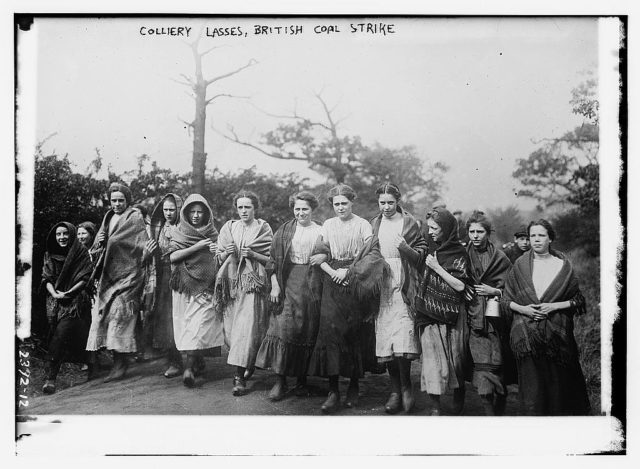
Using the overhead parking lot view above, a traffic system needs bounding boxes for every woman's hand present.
[194,239,212,250]
[474,283,498,296]
[309,254,327,266]
[240,247,254,259]
[208,242,217,253]
[518,304,539,319]
[145,239,158,255]
[96,231,106,245]
[536,303,558,316]
[269,284,281,304]
[331,268,349,285]
[394,234,408,250]
[425,253,441,272]
[51,290,66,300]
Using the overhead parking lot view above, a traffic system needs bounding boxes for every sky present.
[28,16,599,212]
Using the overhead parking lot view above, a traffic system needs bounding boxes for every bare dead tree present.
[218,91,362,184]
[175,32,257,193]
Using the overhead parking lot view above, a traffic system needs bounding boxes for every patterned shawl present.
[500,249,586,365]
[370,208,428,316]
[169,194,219,296]
[415,208,473,327]
[41,222,93,321]
[214,218,273,313]
[91,206,149,318]
[267,218,323,304]
[466,241,512,330]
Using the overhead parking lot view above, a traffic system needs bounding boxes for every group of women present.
[40,181,591,416]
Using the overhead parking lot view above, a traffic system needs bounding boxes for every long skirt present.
[307,260,370,378]
[86,293,139,353]
[172,290,223,352]
[151,261,177,350]
[375,257,420,362]
[255,264,320,376]
[517,355,590,415]
[223,288,269,369]
[47,315,91,364]
[420,307,470,395]
[469,317,508,396]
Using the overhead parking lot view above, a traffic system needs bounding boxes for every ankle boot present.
[429,394,442,416]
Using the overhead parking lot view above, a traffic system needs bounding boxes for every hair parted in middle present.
[375,182,402,202]
[289,190,319,210]
[327,184,357,203]
[233,190,261,210]
[527,218,556,241]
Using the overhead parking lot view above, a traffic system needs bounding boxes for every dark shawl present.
[311,219,390,305]
[500,249,586,365]
[466,240,512,330]
[415,208,473,328]
[41,222,93,321]
[169,194,219,296]
[267,218,323,307]
[370,208,428,316]
[91,206,149,317]
[214,218,273,313]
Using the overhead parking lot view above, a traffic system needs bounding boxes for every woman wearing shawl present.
[255,191,323,401]
[86,183,151,383]
[214,191,273,396]
[501,219,590,415]
[416,207,473,415]
[77,222,97,259]
[146,193,184,378]
[169,194,221,388]
[41,222,94,394]
[307,184,389,414]
[465,211,513,415]
[370,183,427,414]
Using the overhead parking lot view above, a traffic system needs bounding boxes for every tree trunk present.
[192,83,207,194]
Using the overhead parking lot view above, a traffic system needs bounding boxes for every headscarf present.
[150,193,184,241]
[108,182,132,205]
[428,207,468,268]
[169,194,219,296]
[41,222,93,320]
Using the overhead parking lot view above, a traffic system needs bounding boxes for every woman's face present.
[55,226,70,248]
[529,225,551,254]
[77,227,92,247]
[110,191,128,215]
[426,218,443,243]
[236,197,255,223]
[293,199,312,226]
[188,203,206,227]
[468,222,488,247]
[378,193,398,219]
[332,195,353,220]
[163,199,178,224]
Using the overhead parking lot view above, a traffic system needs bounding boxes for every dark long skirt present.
[255,264,320,376]
[151,260,177,350]
[517,355,591,415]
[307,259,372,378]
[47,315,91,365]
[469,317,514,395]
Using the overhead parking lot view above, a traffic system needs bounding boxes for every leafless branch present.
[171,77,193,88]
[205,93,250,106]
[248,102,332,132]
[205,59,258,86]
[200,45,227,57]
[216,124,308,162]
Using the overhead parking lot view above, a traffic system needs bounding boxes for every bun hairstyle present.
[327,184,357,203]
[375,182,402,202]
[289,190,319,210]
[527,218,556,241]
[465,210,492,234]
[233,190,261,210]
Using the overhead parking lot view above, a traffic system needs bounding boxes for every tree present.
[486,205,525,246]
[175,32,257,193]
[223,92,448,218]
[513,73,599,214]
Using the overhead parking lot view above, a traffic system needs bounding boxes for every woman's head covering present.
[77,221,97,245]
[150,193,184,240]
[46,221,78,256]
[427,207,467,261]
[108,182,132,205]
[178,194,216,237]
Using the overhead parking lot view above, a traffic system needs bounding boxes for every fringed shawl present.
[415,209,473,328]
[41,222,93,321]
[500,249,586,365]
[267,218,323,305]
[370,208,428,316]
[169,194,219,296]
[92,206,149,318]
[214,219,273,313]
[466,241,512,330]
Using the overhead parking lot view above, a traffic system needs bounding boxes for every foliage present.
[513,74,599,214]
[551,208,600,257]
[486,205,525,247]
